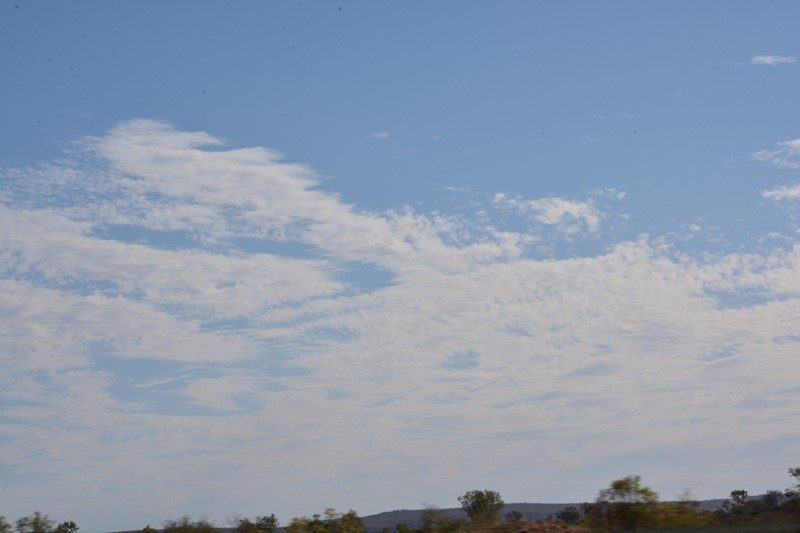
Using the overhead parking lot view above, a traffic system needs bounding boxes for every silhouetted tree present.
[555,506,581,525]
[0,517,11,533]
[54,522,78,533]
[790,467,800,488]
[504,510,523,522]
[255,514,279,533]
[730,490,749,506]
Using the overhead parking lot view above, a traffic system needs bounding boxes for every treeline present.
[3,467,799,533]
[555,468,800,530]
[0,512,78,533]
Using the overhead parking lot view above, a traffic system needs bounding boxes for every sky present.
[2,1,800,531]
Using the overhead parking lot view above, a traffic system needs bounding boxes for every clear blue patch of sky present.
[772,334,800,344]
[303,326,360,344]
[91,356,277,416]
[198,317,252,333]
[443,350,479,370]
[337,261,396,293]
[701,345,739,362]
[225,236,321,259]
[11,270,123,298]
[562,362,619,379]
[3,1,800,260]
[706,289,793,310]
[99,224,199,250]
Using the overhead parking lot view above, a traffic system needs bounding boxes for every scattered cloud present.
[592,188,627,201]
[589,113,634,121]
[492,192,603,233]
[753,138,800,169]
[763,183,800,201]
[750,55,797,66]
[367,131,390,140]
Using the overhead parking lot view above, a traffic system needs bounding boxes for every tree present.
[284,509,362,533]
[589,476,659,531]
[555,506,581,525]
[598,476,658,505]
[1,517,11,533]
[234,519,261,533]
[730,490,749,507]
[338,510,364,533]
[286,517,312,533]
[255,514,279,533]
[789,467,800,489]
[54,523,78,533]
[760,491,784,512]
[504,510,523,523]
[162,516,217,533]
[16,513,55,533]
[458,489,505,528]
[420,507,465,533]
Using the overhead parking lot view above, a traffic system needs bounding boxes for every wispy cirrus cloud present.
[750,55,797,66]
[753,138,800,169]
[367,131,390,140]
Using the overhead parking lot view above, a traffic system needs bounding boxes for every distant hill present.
[358,500,728,533]
[108,499,731,533]
[360,503,569,532]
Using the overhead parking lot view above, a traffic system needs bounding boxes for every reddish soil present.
[480,519,589,533]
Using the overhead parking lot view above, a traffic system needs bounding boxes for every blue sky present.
[2,2,800,531]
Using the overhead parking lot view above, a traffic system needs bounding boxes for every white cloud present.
[753,138,800,169]
[493,192,603,233]
[2,121,800,529]
[750,55,797,66]
[763,183,800,200]
[367,131,390,140]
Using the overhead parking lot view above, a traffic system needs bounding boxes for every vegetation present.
[7,466,800,533]
[3,513,79,533]
[160,516,217,533]
[419,506,467,533]
[457,490,505,528]
[555,506,582,525]
[570,467,800,531]
[233,514,279,533]
[285,508,365,533]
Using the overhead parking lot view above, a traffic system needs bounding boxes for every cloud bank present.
[2,121,800,530]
